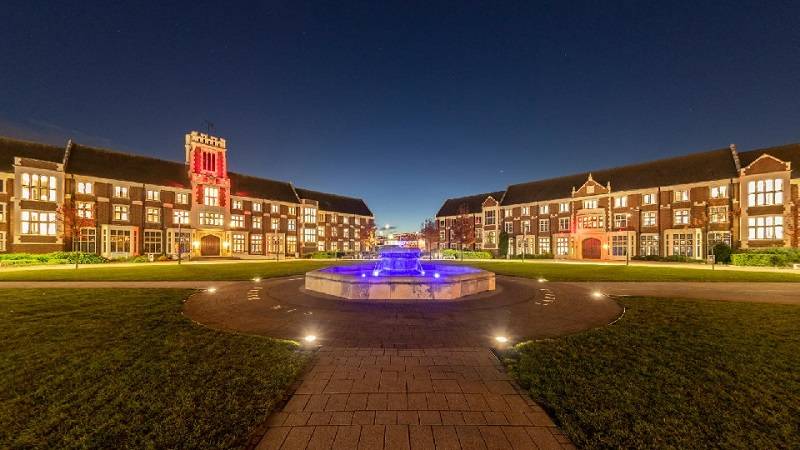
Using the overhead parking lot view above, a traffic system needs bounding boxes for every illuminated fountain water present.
[304,246,495,300]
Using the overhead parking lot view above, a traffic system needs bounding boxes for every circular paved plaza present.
[184,276,624,347]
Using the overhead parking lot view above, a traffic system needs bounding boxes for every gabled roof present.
[738,143,800,177]
[295,188,373,216]
[436,191,505,217]
[502,148,737,205]
[67,143,191,188]
[0,136,65,172]
[229,172,299,203]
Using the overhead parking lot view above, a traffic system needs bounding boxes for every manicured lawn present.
[463,260,800,282]
[0,260,344,281]
[506,297,800,449]
[1,259,799,282]
[0,289,308,449]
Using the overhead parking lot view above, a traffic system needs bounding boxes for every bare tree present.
[56,202,96,268]
[451,204,476,260]
[420,218,438,259]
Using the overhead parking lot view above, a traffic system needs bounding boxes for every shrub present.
[731,253,781,267]
[308,251,345,259]
[711,243,733,264]
[512,253,553,259]
[0,251,108,266]
[441,249,493,259]
[631,255,703,264]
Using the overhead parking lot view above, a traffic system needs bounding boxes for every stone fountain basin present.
[305,264,496,300]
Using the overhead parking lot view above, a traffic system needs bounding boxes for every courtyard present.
[1,260,799,449]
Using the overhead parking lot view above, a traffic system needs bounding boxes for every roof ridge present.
[0,135,65,148]
[72,142,187,166]
[296,187,366,201]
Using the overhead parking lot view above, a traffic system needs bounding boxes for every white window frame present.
[747,179,784,207]
[113,205,129,222]
[748,215,784,240]
[673,209,689,225]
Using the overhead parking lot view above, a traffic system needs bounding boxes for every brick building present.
[435,143,800,260]
[0,131,375,258]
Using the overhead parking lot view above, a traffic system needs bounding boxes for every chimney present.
[729,143,741,172]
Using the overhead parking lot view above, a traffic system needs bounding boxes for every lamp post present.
[177,221,182,265]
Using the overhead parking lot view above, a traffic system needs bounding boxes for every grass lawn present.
[463,260,800,282]
[0,260,343,281]
[0,289,308,449]
[506,296,800,449]
[1,259,799,282]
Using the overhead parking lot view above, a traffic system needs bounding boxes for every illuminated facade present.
[436,143,800,260]
[0,132,374,258]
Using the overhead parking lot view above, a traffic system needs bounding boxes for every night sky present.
[2,1,799,230]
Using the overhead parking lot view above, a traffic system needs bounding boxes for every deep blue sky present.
[2,1,799,230]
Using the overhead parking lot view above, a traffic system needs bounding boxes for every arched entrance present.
[582,238,601,259]
[200,235,221,256]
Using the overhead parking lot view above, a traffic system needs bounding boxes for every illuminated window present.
[250,234,263,253]
[146,190,160,201]
[667,232,694,257]
[173,210,189,225]
[642,193,656,205]
[674,190,689,202]
[253,202,262,212]
[74,228,96,253]
[203,186,219,206]
[539,205,549,214]
[143,230,162,254]
[288,206,296,215]
[556,237,569,256]
[20,211,56,235]
[710,185,728,198]
[0,203,5,222]
[146,207,160,223]
[521,206,530,216]
[232,200,243,210]
[747,179,784,206]
[559,217,570,231]
[114,185,128,198]
[231,234,245,253]
[708,232,731,250]
[614,196,628,208]
[643,211,657,226]
[522,220,531,234]
[271,218,279,230]
[504,209,513,218]
[270,204,279,214]
[504,222,513,233]
[537,237,550,255]
[77,181,92,194]
[21,173,57,201]
[486,231,496,245]
[559,202,570,213]
[640,234,659,256]
[578,215,604,229]
[109,229,131,253]
[252,216,262,229]
[176,192,189,204]
[748,216,783,240]
[77,202,93,219]
[485,210,495,225]
[673,209,689,225]
[113,205,129,221]
[709,206,728,223]
[539,219,549,232]
[288,219,296,231]
[343,228,350,238]
[287,236,297,253]
[304,228,316,243]
[303,207,317,223]
[614,213,628,229]
[230,214,244,228]
[199,212,224,226]
[611,235,627,256]
[583,199,598,209]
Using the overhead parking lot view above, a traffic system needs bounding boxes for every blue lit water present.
[321,246,479,279]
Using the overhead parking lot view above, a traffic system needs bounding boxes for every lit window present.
[303,207,317,223]
[748,216,783,240]
[253,202,262,212]
[114,186,128,198]
[146,190,160,201]
[539,205,549,215]
[173,210,189,225]
[343,228,350,238]
[539,219,549,232]
[343,241,350,252]
[77,182,92,194]
[0,203,5,222]
[113,205,129,221]
[667,232,694,257]
[537,237,550,255]
[271,218,280,230]
[504,209,513,218]
[304,228,316,243]
[486,231,496,245]
[288,219,296,231]
[642,211,657,226]
[708,232,731,250]
[146,207,160,223]
[203,186,219,206]
[270,204,280,214]
[354,228,360,239]
[642,193,656,205]
[354,217,359,225]
[614,196,628,208]
[232,200,243,210]
[143,230,163,254]
[556,237,569,256]
[109,229,131,254]
[288,206,296,215]
[230,214,244,228]
[673,209,689,225]
[504,222,513,233]
[485,210,495,225]
[74,228,96,253]
[343,216,350,224]
[287,236,297,253]
[252,216,262,229]
[20,211,56,235]
[583,199,598,209]
[578,215,604,229]
[674,190,689,202]
[611,235,628,256]
[21,173,57,201]
[710,185,728,199]
[318,227,325,237]
[559,217,570,231]
[231,234,246,253]
[522,220,531,234]
[176,192,189,204]
[747,179,784,206]
[199,212,224,226]
[614,213,628,229]
[250,234,263,253]
[709,206,728,223]
[640,235,659,256]
[559,202,570,213]
[521,206,530,216]
[77,202,93,219]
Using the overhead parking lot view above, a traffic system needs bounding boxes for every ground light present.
[434,272,440,279]
[537,278,547,283]
[304,335,317,343]
[592,291,604,299]
[207,287,217,294]
[495,336,509,344]
[252,277,261,282]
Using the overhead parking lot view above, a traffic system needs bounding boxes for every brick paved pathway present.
[252,347,573,450]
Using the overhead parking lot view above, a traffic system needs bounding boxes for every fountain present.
[304,246,495,300]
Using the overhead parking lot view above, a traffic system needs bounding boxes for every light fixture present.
[207,287,217,294]
[372,270,380,277]
[223,241,231,249]
[592,291,604,299]
[252,277,261,282]
[495,336,509,343]
[434,272,440,279]
[361,273,366,278]
[304,335,317,343]
[537,278,546,283]
[192,240,200,249]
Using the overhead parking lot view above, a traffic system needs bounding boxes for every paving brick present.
[397,410,420,425]
[525,427,562,450]
[279,426,314,450]
[264,412,288,427]
[456,425,488,450]
[464,393,491,411]
[407,393,428,410]
[432,425,461,450]
[387,393,409,410]
[478,425,514,449]
[283,394,311,412]
[504,395,532,413]
[501,426,536,450]
[440,411,466,425]
[358,424,385,449]
[324,393,349,411]
[482,411,509,426]
[409,425,435,450]
[425,392,448,410]
[324,378,354,394]
[433,379,463,393]
[352,410,376,425]
[255,427,290,450]
[345,393,368,411]
[418,410,442,425]
[525,411,556,427]
[375,410,398,425]
[367,393,388,410]
[307,411,333,426]
[329,411,353,425]
[462,411,488,426]
[307,426,338,450]
[445,393,470,410]
[385,424,411,450]
[284,412,311,426]
[332,425,361,450]
[504,411,532,426]
[304,394,330,412]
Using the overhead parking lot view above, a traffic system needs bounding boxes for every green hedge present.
[732,248,800,267]
[308,251,346,259]
[632,255,704,263]
[512,253,554,259]
[441,249,493,259]
[0,252,108,266]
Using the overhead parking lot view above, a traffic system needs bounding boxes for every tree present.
[450,204,475,260]
[420,218,438,259]
[363,221,378,252]
[499,231,510,258]
[56,202,96,269]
